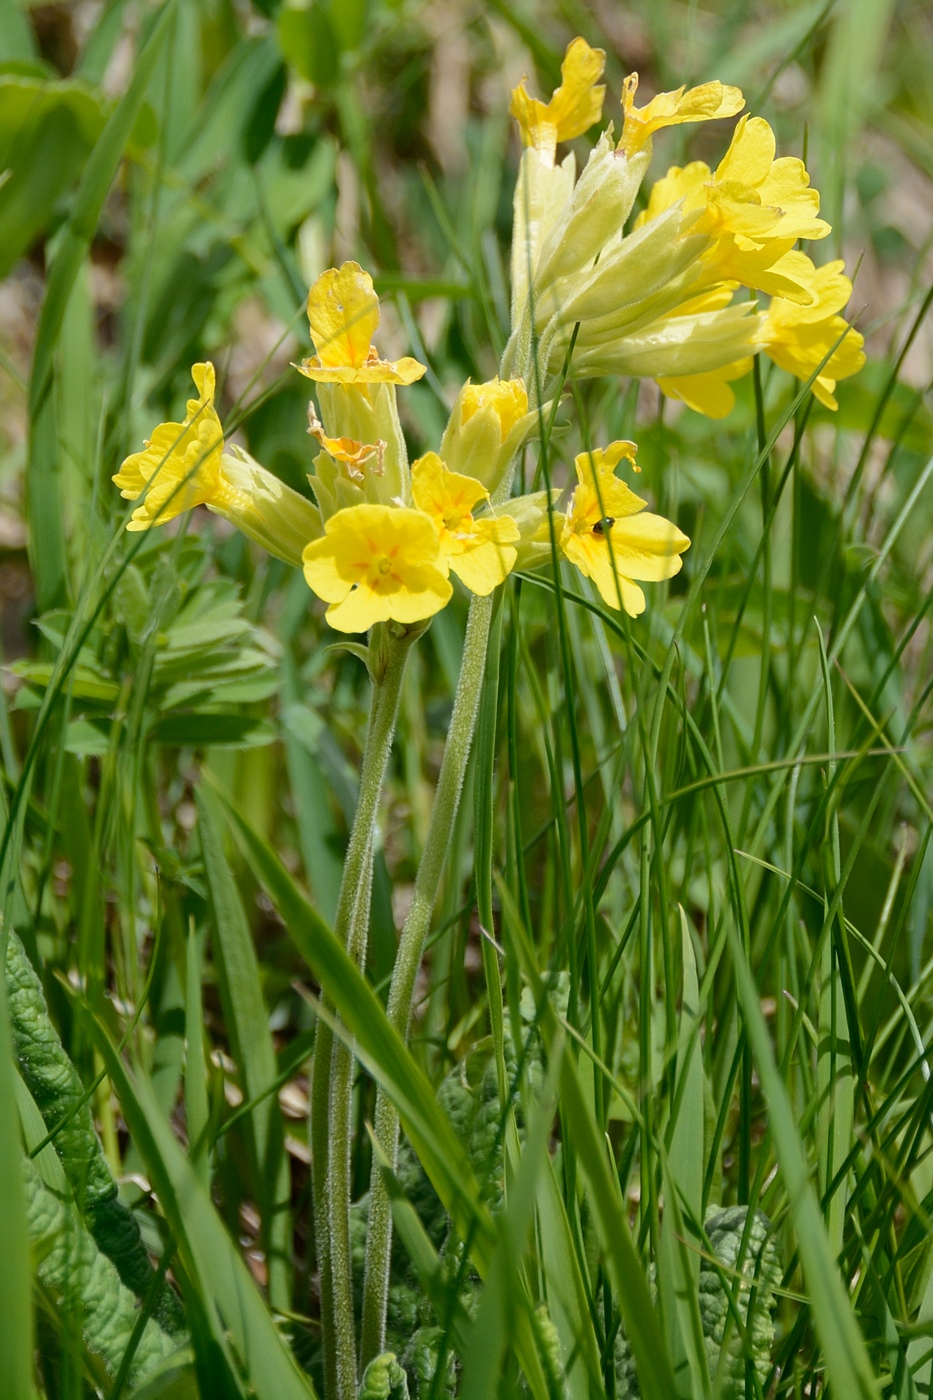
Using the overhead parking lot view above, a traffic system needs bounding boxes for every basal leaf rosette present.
[558,442,690,617]
[113,362,322,564]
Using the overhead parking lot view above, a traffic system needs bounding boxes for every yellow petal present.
[658,358,753,418]
[607,512,690,581]
[509,37,606,160]
[448,519,519,595]
[301,262,427,385]
[620,72,744,157]
[113,362,224,530]
[301,502,452,632]
[714,115,774,188]
[573,440,639,487]
[459,377,529,440]
[306,262,379,370]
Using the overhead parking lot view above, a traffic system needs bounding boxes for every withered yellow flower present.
[302,503,452,633]
[509,37,606,164]
[113,362,225,530]
[298,263,426,385]
[560,442,690,616]
[307,401,384,482]
[619,72,744,158]
[411,452,519,596]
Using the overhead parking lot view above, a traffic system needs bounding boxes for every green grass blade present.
[78,1003,319,1400]
[727,923,880,1399]
[196,791,291,1311]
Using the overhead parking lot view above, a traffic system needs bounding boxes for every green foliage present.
[2,0,933,1395]
[357,1352,409,1400]
[6,925,186,1338]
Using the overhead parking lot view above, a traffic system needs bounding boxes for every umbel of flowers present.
[114,37,863,631]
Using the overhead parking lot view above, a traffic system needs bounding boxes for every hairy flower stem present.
[310,626,415,1400]
[360,592,494,1364]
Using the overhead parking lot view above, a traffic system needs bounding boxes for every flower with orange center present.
[411,452,520,595]
[302,503,452,633]
[297,263,426,385]
[560,442,690,616]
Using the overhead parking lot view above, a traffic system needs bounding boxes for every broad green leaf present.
[0,973,34,1400]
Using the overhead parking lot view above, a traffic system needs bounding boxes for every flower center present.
[377,557,392,575]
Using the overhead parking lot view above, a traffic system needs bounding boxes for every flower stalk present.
[309,623,416,1400]
[361,590,494,1364]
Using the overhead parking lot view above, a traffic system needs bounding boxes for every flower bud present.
[439,376,538,494]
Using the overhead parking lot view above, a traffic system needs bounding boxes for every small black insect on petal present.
[592,517,615,536]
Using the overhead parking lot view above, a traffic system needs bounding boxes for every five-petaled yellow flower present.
[298,263,426,385]
[509,37,606,164]
[560,442,690,616]
[302,503,452,633]
[113,363,225,530]
[762,260,865,409]
[411,453,520,596]
[619,72,744,158]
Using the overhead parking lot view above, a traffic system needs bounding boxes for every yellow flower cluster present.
[113,36,865,632]
[505,38,865,418]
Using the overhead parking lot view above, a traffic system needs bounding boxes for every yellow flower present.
[635,118,829,303]
[459,377,528,437]
[302,503,452,633]
[411,452,519,596]
[113,363,225,530]
[297,263,426,385]
[713,117,830,244]
[307,401,384,482]
[509,37,606,165]
[762,260,865,409]
[439,376,539,492]
[560,442,690,616]
[619,72,744,158]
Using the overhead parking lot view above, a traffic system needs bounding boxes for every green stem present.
[360,592,494,1365]
[310,625,414,1400]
